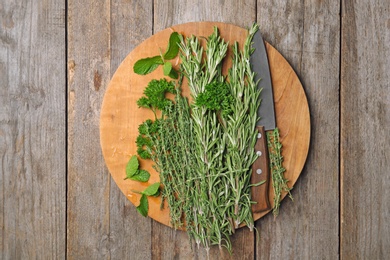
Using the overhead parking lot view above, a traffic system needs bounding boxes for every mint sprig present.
[124,155,150,182]
[133,32,180,79]
[135,182,161,217]
[133,56,163,75]
[137,194,148,217]
[163,32,180,59]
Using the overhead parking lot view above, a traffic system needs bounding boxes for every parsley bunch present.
[136,119,160,159]
[137,79,176,115]
[136,79,175,159]
[195,80,234,116]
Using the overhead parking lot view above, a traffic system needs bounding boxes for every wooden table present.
[1,1,389,259]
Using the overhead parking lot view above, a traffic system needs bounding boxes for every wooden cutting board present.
[100,22,310,227]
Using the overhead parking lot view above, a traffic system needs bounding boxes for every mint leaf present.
[163,62,178,79]
[133,56,164,75]
[163,32,180,60]
[142,182,160,196]
[168,68,178,79]
[163,62,172,76]
[130,170,150,182]
[125,155,139,179]
[136,194,148,217]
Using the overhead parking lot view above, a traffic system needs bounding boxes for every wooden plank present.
[108,1,153,259]
[0,0,66,259]
[341,0,390,258]
[256,0,340,259]
[152,1,257,259]
[153,0,256,32]
[67,0,155,258]
[66,0,111,258]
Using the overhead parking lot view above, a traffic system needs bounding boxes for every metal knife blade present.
[250,29,276,213]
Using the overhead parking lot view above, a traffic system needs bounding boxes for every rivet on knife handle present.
[251,126,271,213]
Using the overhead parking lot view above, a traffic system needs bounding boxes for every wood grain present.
[67,0,112,258]
[256,0,341,259]
[0,0,66,259]
[67,1,156,259]
[1,0,389,259]
[341,0,390,259]
[108,1,153,260]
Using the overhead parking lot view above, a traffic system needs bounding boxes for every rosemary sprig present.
[179,27,231,251]
[224,23,261,231]
[178,24,261,253]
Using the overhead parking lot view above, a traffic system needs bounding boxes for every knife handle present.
[251,126,272,213]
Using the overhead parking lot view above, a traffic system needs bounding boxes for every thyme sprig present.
[136,77,197,229]
[267,127,292,217]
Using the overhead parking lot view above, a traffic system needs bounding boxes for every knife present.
[250,29,275,213]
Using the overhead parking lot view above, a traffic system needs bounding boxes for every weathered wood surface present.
[67,0,153,259]
[256,1,341,259]
[341,0,390,259]
[0,0,66,259]
[1,0,389,259]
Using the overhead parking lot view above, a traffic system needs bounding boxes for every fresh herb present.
[223,23,261,231]
[267,127,292,217]
[179,26,231,251]
[136,74,197,229]
[195,80,234,116]
[134,183,161,217]
[137,194,149,217]
[163,32,181,59]
[136,119,159,160]
[133,56,164,75]
[129,170,150,182]
[155,85,197,229]
[131,23,284,254]
[163,61,178,79]
[142,182,161,196]
[136,79,176,116]
[176,23,263,253]
[124,155,150,182]
[133,32,181,79]
[136,78,176,159]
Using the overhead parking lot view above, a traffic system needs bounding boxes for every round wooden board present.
[100,22,310,227]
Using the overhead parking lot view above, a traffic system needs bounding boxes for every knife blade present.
[250,29,276,213]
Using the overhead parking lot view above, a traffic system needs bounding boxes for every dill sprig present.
[266,127,292,217]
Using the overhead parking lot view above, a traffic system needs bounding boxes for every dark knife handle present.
[251,126,272,213]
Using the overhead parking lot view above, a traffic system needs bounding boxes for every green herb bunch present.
[195,80,234,116]
[135,76,197,229]
[130,24,290,255]
[136,79,175,159]
[133,31,198,227]
[223,24,261,231]
[155,86,197,229]
[178,26,263,253]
